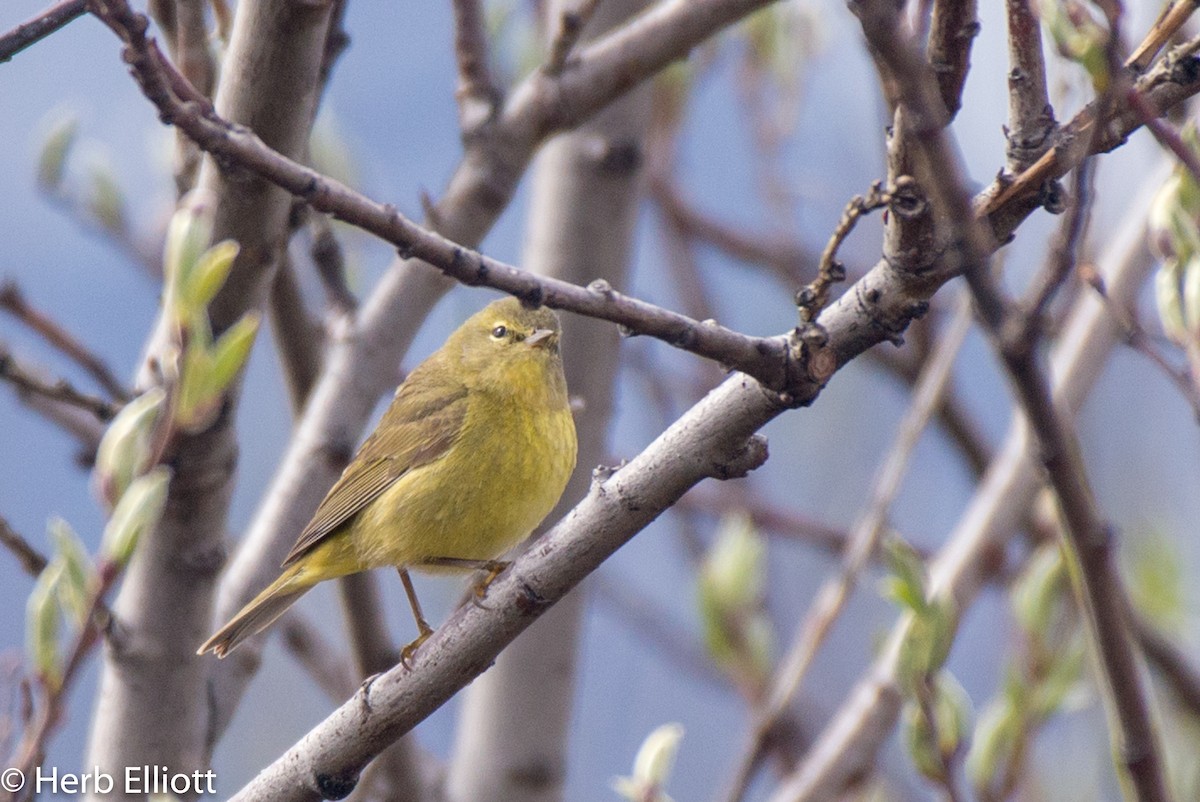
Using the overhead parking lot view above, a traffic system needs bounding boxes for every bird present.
[198,296,578,662]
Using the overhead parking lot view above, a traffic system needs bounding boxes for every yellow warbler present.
[199,297,577,661]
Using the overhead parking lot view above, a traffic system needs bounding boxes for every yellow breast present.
[346,384,577,571]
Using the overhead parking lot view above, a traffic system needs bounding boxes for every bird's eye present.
[490,325,508,339]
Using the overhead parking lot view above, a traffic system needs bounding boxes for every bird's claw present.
[472,560,511,600]
[400,623,434,668]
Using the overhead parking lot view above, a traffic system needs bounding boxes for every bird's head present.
[451,296,567,399]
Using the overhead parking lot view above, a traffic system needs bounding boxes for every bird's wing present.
[281,374,469,566]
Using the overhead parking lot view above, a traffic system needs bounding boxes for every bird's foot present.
[400,621,434,668]
[472,560,511,601]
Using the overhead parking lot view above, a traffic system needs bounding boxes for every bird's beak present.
[526,328,558,349]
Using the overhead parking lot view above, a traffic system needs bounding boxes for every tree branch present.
[174,0,1200,758]
[451,0,499,135]
[0,0,87,64]
[925,0,978,119]
[0,516,49,579]
[0,344,119,422]
[80,6,805,392]
[723,292,974,802]
[1004,0,1056,173]
[83,0,336,783]
[0,281,128,401]
[767,163,1165,802]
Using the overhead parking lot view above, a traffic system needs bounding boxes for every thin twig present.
[0,281,128,400]
[1127,85,1200,186]
[1131,611,1200,720]
[0,0,87,64]
[722,292,974,802]
[1127,0,1200,72]
[1020,156,1096,334]
[309,214,357,313]
[279,613,358,704]
[0,345,120,421]
[268,255,324,414]
[1086,278,1200,420]
[0,516,49,578]
[544,0,603,75]
[798,182,892,322]
[316,0,350,98]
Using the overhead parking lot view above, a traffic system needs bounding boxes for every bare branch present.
[452,0,500,134]
[278,613,358,704]
[0,344,119,422]
[0,0,87,64]
[798,182,891,322]
[1127,0,1200,72]
[267,255,324,414]
[926,0,979,119]
[1004,0,1056,173]
[86,0,805,391]
[0,281,128,401]
[722,293,973,802]
[543,0,602,75]
[0,516,48,579]
[1132,612,1200,720]
[768,165,1166,802]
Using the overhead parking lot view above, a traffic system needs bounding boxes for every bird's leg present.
[398,568,434,667]
[420,557,511,599]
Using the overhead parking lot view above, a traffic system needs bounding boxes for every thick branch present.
[925,0,978,119]
[83,0,334,787]
[1004,0,1056,173]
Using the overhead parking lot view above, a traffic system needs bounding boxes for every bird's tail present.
[197,566,312,658]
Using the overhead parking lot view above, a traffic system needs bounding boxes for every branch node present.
[587,278,615,298]
[888,176,927,219]
[515,581,549,616]
[711,434,769,480]
[314,771,359,801]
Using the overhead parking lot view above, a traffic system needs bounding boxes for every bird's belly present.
[346,405,576,571]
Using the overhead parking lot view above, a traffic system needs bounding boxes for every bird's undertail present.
[197,569,312,658]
